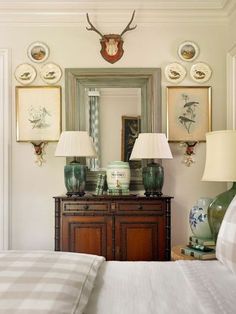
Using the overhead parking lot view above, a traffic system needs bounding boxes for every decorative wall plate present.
[178,41,199,62]
[40,63,62,84]
[27,41,49,63]
[165,62,186,84]
[14,63,37,85]
[190,62,212,83]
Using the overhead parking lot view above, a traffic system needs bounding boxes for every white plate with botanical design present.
[14,63,37,85]
[40,63,62,84]
[190,62,212,83]
[178,41,199,62]
[165,62,186,84]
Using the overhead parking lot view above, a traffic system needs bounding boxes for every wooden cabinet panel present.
[115,216,165,261]
[55,195,172,261]
[61,215,113,260]
[117,202,163,213]
[62,201,109,212]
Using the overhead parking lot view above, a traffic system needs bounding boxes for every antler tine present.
[86,13,103,38]
[120,10,137,37]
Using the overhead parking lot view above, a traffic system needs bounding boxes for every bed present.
[0,251,235,314]
[86,259,236,314]
[1,196,236,314]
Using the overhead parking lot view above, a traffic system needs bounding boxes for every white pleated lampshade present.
[202,130,236,182]
[55,131,97,157]
[129,133,173,160]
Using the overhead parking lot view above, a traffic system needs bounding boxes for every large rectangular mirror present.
[65,68,161,190]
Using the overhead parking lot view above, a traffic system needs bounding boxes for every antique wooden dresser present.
[54,195,172,261]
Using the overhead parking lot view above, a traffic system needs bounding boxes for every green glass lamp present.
[55,131,97,196]
[129,133,173,196]
[202,130,236,240]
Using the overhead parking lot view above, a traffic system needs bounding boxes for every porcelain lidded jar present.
[106,161,130,192]
[189,197,213,239]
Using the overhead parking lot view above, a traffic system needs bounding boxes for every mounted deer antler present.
[120,10,137,36]
[86,10,137,64]
[86,13,103,38]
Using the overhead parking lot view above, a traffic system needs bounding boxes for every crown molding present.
[223,0,236,16]
[0,1,234,24]
[0,1,232,10]
[228,1,236,17]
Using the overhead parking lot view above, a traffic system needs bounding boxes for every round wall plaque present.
[165,62,186,84]
[190,62,212,83]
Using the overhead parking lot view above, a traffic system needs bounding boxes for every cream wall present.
[228,10,236,49]
[0,18,228,249]
[98,88,141,168]
[227,11,236,129]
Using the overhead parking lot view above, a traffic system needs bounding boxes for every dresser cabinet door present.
[115,215,166,261]
[55,196,171,261]
[61,215,113,260]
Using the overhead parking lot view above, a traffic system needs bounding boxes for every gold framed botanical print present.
[16,86,61,142]
[167,86,212,142]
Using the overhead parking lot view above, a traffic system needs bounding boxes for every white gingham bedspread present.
[0,250,105,314]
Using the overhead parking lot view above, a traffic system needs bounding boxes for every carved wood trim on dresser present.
[54,195,173,261]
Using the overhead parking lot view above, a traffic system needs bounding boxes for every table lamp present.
[55,131,97,196]
[130,133,173,196]
[202,130,236,240]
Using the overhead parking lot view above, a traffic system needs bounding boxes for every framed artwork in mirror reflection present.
[121,115,141,168]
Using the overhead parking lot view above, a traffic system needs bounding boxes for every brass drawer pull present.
[138,205,143,210]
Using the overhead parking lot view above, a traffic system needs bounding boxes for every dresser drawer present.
[62,201,109,213]
[116,201,164,214]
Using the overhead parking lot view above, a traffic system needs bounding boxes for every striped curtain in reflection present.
[88,89,101,170]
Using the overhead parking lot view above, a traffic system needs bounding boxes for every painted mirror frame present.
[65,68,161,191]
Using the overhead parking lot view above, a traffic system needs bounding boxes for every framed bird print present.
[16,86,61,142]
[167,86,212,142]
[121,115,141,166]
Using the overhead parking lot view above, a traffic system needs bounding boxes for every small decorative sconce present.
[31,142,48,166]
[180,141,198,167]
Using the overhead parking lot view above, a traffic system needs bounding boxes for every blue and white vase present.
[189,197,213,239]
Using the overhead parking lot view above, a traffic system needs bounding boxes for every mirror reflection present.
[65,68,161,190]
[85,87,141,169]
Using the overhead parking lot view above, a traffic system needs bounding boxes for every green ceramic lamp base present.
[142,162,164,197]
[64,160,87,197]
[208,181,236,241]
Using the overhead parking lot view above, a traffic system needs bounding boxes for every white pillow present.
[0,251,105,313]
[216,195,236,274]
